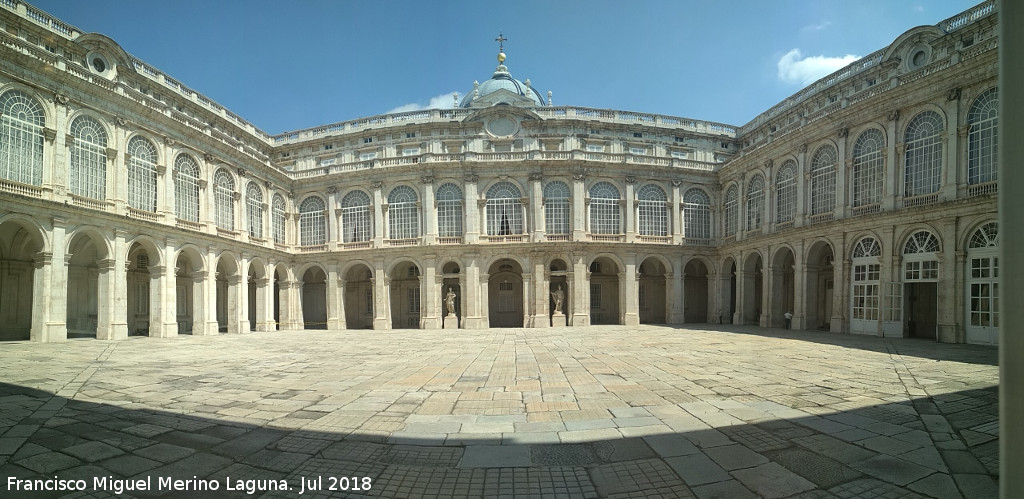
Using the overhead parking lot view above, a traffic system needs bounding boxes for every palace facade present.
[0,2,999,344]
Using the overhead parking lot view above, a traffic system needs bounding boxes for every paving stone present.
[857,435,922,455]
[531,443,599,466]
[691,479,758,499]
[763,447,861,489]
[792,435,876,464]
[952,473,999,498]
[907,472,963,499]
[133,442,196,463]
[592,437,656,462]
[62,440,124,462]
[940,450,987,473]
[829,477,925,498]
[97,454,162,476]
[849,455,935,486]
[590,458,692,497]
[154,430,224,450]
[459,445,531,468]
[664,453,731,486]
[14,451,81,473]
[703,444,769,470]
[642,433,700,457]
[731,462,817,499]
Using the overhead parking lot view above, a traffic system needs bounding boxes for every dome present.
[459,56,546,108]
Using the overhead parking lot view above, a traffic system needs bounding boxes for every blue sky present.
[31,0,979,135]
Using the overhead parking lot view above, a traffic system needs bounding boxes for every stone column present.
[884,112,900,211]
[671,181,682,244]
[571,258,589,326]
[832,257,849,333]
[253,277,272,331]
[225,274,242,333]
[293,280,305,329]
[97,231,129,340]
[462,256,485,328]
[31,218,68,342]
[624,177,636,243]
[734,256,746,324]
[201,252,220,334]
[464,174,480,243]
[372,181,385,246]
[668,262,684,324]
[530,173,544,242]
[572,173,586,241]
[421,257,440,329]
[327,187,340,250]
[373,261,389,330]
[760,264,771,328]
[148,265,169,337]
[765,265,781,328]
[190,271,208,334]
[621,253,639,326]
[325,262,344,330]
[532,263,549,327]
[478,273,490,326]
[421,175,436,245]
[278,279,298,330]
[941,93,960,201]
[795,146,807,226]
[936,219,958,343]
[522,272,533,327]
[836,131,849,219]
[792,243,806,330]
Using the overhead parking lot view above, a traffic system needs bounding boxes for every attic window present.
[86,51,111,76]
[912,50,927,67]
[91,57,105,72]
[633,132,643,138]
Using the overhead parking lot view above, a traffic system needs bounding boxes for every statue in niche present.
[445,287,457,316]
[551,285,565,315]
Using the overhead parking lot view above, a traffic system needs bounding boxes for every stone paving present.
[0,325,999,498]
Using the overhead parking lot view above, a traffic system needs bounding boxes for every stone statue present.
[445,287,456,316]
[551,285,565,315]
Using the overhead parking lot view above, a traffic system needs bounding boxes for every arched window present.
[723,186,738,236]
[853,129,884,207]
[387,185,419,239]
[0,90,44,186]
[683,188,711,240]
[903,230,940,281]
[589,182,620,234]
[851,237,882,323]
[486,181,524,235]
[271,193,286,244]
[637,184,667,236]
[967,222,998,335]
[775,160,796,223]
[544,181,570,235]
[69,115,107,199]
[299,196,327,246]
[968,88,998,185]
[341,190,371,243]
[173,154,200,222]
[746,175,764,231]
[213,169,235,230]
[436,183,463,238]
[904,111,944,197]
[810,145,837,215]
[245,182,263,239]
[127,136,158,212]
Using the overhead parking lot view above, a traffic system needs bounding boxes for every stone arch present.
[742,251,764,325]
[588,255,621,325]
[65,227,112,339]
[769,245,797,328]
[683,257,712,323]
[125,236,163,337]
[0,215,47,341]
[214,250,241,333]
[638,256,669,324]
[0,83,55,126]
[246,257,269,331]
[805,239,836,331]
[488,258,524,328]
[389,259,422,329]
[299,264,327,329]
[720,255,738,324]
[344,261,375,329]
[440,260,464,328]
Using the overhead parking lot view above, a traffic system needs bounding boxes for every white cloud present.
[386,91,459,114]
[777,49,860,86]
[800,20,832,33]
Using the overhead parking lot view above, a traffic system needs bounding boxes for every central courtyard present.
[0,326,999,498]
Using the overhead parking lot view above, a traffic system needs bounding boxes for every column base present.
[623,313,640,326]
[327,319,346,330]
[550,312,566,327]
[421,316,441,330]
[443,314,460,329]
[533,314,550,327]
[462,316,487,329]
[571,313,588,327]
[373,317,389,330]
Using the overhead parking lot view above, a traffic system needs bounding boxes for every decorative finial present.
[495,33,507,63]
[453,92,459,106]
[547,90,552,106]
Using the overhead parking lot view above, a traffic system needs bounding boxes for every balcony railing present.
[807,212,834,225]
[385,237,420,247]
[545,234,570,242]
[902,193,940,209]
[637,235,671,244]
[483,234,527,243]
[437,236,463,245]
[298,244,327,253]
[175,218,205,232]
[967,181,998,197]
[127,207,159,223]
[69,194,111,211]
[342,241,372,250]
[851,204,881,216]
[589,234,624,243]
[0,178,43,198]
[683,238,713,246]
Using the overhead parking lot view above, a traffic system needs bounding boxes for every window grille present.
[271,194,286,243]
[245,182,263,239]
[810,146,837,215]
[408,287,421,314]
[746,175,764,231]
[775,160,796,223]
[436,183,464,237]
[127,136,158,212]
[902,230,940,281]
[299,196,327,245]
[903,230,940,254]
[904,111,944,197]
[589,182,620,234]
[968,88,998,185]
[637,184,668,236]
[365,288,373,315]
[590,283,602,308]
[213,169,235,230]
[69,115,107,200]
[486,181,524,236]
[498,281,515,312]
[341,190,371,242]
[683,188,711,239]
[387,185,419,239]
[852,129,884,207]
[969,222,998,249]
[544,181,570,235]
[852,237,881,258]
[0,90,44,186]
[852,264,880,320]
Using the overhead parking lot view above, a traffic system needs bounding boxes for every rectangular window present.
[586,144,604,152]
[629,147,646,155]
[408,287,420,314]
[638,284,647,310]
[359,151,377,161]
[402,147,420,156]
[365,288,373,315]
[498,281,515,313]
[590,283,602,308]
[671,150,688,160]
[319,158,336,166]
[884,283,902,322]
